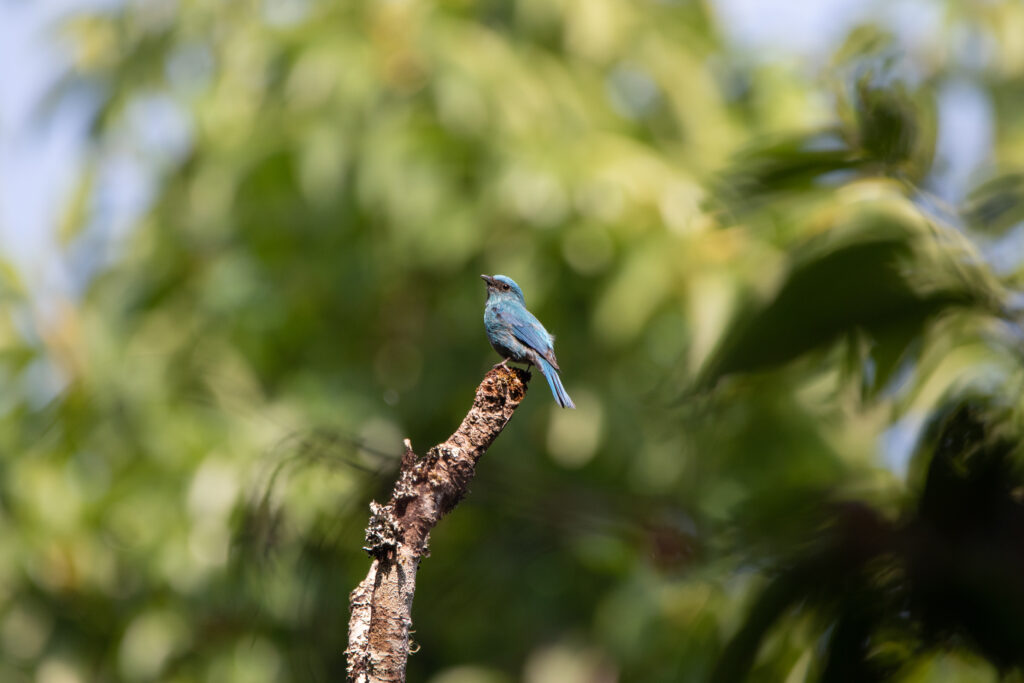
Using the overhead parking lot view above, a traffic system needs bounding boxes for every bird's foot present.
[492,358,510,370]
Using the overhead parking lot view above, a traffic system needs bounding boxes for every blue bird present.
[481,274,575,409]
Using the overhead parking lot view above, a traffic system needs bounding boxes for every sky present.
[4,0,170,305]
[0,0,86,294]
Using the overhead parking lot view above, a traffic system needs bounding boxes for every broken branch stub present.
[346,366,531,682]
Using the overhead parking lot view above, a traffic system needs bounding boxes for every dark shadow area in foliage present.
[713,401,1024,682]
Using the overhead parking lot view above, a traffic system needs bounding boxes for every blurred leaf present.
[57,165,95,246]
[715,132,859,214]
[0,258,26,299]
[963,170,1024,235]
[849,76,932,175]
[831,26,936,180]
[698,208,1002,389]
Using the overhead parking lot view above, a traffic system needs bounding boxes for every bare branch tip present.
[401,438,416,469]
[348,363,533,680]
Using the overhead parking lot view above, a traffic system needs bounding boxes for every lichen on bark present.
[346,366,530,683]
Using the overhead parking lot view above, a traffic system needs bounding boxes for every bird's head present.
[481,274,525,302]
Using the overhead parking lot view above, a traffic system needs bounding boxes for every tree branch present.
[346,366,531,682]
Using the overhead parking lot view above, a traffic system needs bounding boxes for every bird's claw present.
[492,359,510,370]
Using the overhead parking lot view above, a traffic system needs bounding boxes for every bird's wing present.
[496,308,560,371]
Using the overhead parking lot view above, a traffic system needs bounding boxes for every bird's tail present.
[538,358,575,409]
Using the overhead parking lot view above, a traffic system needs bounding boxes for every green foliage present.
[714,402,1024,682]
[698,204,1005,388]
[3,0,1024,681]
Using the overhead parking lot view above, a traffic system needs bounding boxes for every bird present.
[481,274,575,409]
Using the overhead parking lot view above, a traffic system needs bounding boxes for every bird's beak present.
[480,274,495,286]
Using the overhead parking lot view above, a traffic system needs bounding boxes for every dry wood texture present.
[346,366,531,682]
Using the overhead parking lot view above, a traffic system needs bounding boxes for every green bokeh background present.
[4,0,1024,681]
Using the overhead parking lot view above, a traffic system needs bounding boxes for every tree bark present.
[346,365,531,682]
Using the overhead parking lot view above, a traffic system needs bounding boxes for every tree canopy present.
[4,0,1024,681]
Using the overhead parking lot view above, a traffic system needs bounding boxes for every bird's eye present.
[502,284,510,291]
